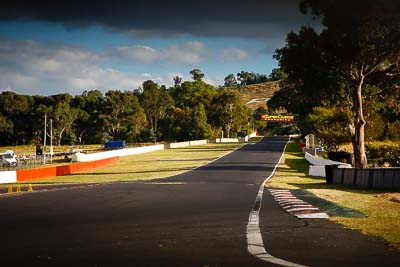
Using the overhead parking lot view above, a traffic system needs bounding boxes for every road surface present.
[0,137,399,266]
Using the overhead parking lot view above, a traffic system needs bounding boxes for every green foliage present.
[327,151,352,164]
[273,0,400,167]
[189,69,204,81]
[302,107,350,152]
[236,71,269,86]
[366,143,400,167]
[365,113,386,142]
[270,26,344,117]
[71,90,105,144]
[268,68,286,81]
[0,73,254,146]
[52,101,78,146]
[387,121,400,141]
[209,89,250,138]
[140,80,173,142]
[0,92,35,145]
[272,124,300,136]
[223,74,237,87]
[173,75,182,87]
[101,90,147,143]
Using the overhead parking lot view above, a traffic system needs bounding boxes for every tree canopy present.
[0,72,256,146]
[269,0,400,168]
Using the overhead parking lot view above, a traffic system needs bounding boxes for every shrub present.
[327,151,352,164]
[388,121,400,141]
[366,143,400,167]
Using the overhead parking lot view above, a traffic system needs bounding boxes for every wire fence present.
[1,155,45,172]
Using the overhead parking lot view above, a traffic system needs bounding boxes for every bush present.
[327,151,352,164]
[388,121,400,141]
[272,124,299,136]
[366,143,400,167]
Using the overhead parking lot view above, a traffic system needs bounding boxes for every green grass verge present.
[20,143,242,184]
[267,138,400,249]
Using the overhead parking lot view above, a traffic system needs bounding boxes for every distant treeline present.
[0,77,266,146]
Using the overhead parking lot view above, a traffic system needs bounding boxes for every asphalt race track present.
[0,137,399,266]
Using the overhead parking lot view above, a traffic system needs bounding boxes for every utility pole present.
[50,119,53,163]
[43,113,47,164]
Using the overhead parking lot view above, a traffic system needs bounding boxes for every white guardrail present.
[72,144,165,162]
[53,132,259,163]
[73,133,258,163]
[305,152,351,177]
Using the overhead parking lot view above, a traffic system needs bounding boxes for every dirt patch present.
[375,193,400,203]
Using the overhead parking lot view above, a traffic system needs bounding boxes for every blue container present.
[105,141,126,149]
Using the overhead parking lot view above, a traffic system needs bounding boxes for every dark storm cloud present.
[0,0,313,39]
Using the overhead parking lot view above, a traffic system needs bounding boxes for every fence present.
[1,156,44,172]
[327,166,400,190]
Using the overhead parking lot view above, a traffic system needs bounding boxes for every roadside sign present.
[253,114,295,122]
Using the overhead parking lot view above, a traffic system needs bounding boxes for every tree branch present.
[386,71,400,77]
[350,63,358,80]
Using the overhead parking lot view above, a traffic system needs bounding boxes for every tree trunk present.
[353,76,368,168]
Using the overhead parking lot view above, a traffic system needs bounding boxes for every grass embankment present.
[19,143,242,184]
[267,139,400,249]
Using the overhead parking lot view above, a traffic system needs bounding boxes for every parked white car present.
[0,150,18,167]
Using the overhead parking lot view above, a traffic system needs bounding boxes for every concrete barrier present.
[72,144,164,162]
[306,152,351,177]
[309,165,326,177]
[56,157,120,176]
[305,152,349,166]
[310,164,350,177]
[17,166,58,182]
[13,157,120,182]
[189,140,208,146]
[165,140,208,149]
[166,141,190,149]
[0,171,17,184]
[210,138,240,143]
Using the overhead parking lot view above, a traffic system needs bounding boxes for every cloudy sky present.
[0,0,317,95]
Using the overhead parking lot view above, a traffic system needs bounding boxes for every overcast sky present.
[0,0,317,96]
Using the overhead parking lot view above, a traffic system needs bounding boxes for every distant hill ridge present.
[226,81,281,110]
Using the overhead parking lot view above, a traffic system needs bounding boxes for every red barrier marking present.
[16,157,120,182]
[17,166,57,182]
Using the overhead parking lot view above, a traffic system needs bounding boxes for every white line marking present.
[246,138,308,267]
[296,213,330,219]
[277,200,307,205]
[275,196,297,200]
[270,190,290,193]
[286,207,319,212]
[281,204,314,209]
[272,194,293,198]
[272,192,294,195]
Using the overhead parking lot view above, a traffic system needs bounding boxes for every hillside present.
[227,81,281,110]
